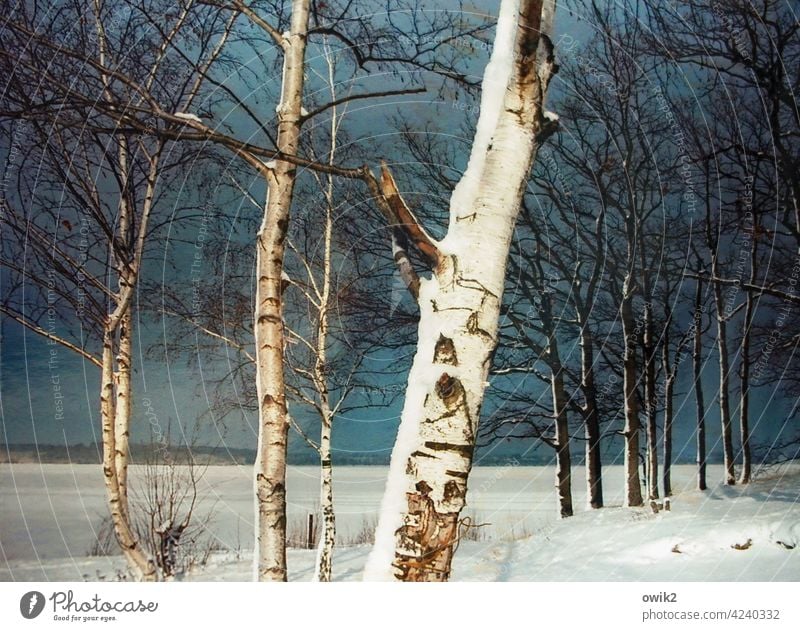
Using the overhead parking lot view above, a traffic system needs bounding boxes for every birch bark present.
[365,0,558,581]
[712,274,736,486]
[254,0,311,581]
[314,63,338,580]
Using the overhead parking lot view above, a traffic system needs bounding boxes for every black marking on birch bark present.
[257,312,281,324]
[445,469,469,479]
[466,311,493,340]
[435,373,463,409]
[423,441,474,458]
[276,217,289,236]
[433,335,458,365]
[443,480,462,502]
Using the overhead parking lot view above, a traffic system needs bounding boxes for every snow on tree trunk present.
[643,301,659,501]
[712,280,736,486]
[661,329,675,498]
[580,322,603,508]
[553,369,573,518]
[621,277,644,507]
[693,279,707,491]
[541,292,572,517]
[364,0,558,581]
[738,233,757,484]
[254,0,311,582]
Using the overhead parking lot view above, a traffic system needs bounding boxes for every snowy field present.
[1,463,798,581]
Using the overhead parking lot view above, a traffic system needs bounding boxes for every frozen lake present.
[0,462,729,564]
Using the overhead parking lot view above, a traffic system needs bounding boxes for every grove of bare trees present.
[2,0,797,583]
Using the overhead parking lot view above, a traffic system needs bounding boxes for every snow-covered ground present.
[1,463,798,581]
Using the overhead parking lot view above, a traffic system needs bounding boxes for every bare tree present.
[4,0,489,581]
[1,0,233,579]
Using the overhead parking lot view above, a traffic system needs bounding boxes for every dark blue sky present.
[1,1,797,466]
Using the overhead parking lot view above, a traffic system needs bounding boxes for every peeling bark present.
[365,0,558,581]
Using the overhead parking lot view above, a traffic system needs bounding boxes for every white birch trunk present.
[314,91,337,580]
[101,326,157,581]
[712,277,736,486]
[253,0,310,581]
[114,309,132,519]
[643,301,659,501]
[365,0,557,581]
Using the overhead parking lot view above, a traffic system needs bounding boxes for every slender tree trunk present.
[315,406,335,581]
[365,0,557,581]
[711,276,736,485]
[621,278,644,507]
[642,300,658,500]
[314,100,337,581]
[254,0,310,581]
[661,329,674,498]
[693,279,707,491]
[579,312,603,508]
[738,231,757,484]
[101,326,156,581]
[552,368,573,518]
[540,292,573,518]
[115,309,132,518]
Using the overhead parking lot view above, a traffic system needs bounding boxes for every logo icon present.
[20,591,45,619]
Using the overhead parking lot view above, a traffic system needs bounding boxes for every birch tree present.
[364,0,559,581]
[1,0,231,580]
